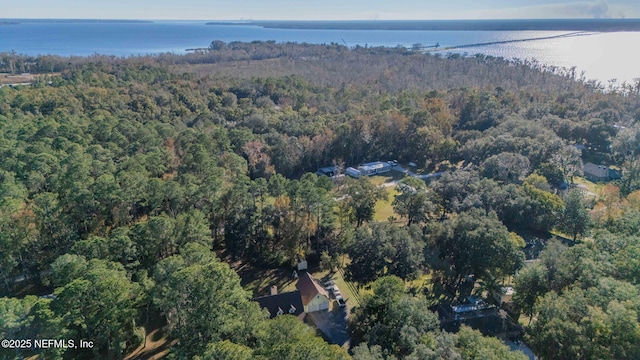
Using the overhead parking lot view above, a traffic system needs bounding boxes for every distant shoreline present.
[0,19,152,24]
[205,19,640,32]
[426,31,593,52]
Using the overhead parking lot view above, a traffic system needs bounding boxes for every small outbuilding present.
[316,165,339,177]
[346,167,362,178]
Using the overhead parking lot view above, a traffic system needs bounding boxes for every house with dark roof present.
[583,162,621,182]
[584,162,609,182]
[295,272,331,313]
[252,286,305,320]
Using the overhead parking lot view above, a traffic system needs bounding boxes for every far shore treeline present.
[205,18,640,31]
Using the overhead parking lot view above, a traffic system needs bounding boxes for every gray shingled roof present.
[253,290,304,319]
[584,162,609,178]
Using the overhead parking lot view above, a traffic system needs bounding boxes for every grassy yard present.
[572,176,602,199]
[374,187,401,222]
[331,172,406,223]
[367,171,406,186]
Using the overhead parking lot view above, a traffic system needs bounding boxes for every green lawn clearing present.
[374,187,401,222]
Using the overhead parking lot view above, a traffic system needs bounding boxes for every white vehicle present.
[335,295,346,307]
[327,284,341,296]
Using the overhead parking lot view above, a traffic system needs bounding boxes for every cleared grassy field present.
[572,176,602,199]
[367,171,406,186]
[374,187,400,222]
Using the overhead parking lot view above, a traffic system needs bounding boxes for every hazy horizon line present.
[3,17,640,22]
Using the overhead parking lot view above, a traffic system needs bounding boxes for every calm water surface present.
[1,21,638,84]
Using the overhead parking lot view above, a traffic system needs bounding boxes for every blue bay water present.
[1,21,639,84]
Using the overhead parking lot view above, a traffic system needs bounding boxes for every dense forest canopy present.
[1,41,640,359]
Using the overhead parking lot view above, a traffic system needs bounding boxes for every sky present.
[3,0,640,20]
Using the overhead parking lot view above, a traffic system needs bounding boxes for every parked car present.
[335,295,346,307]
[326,284,341,294]
[324,280,335,291]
